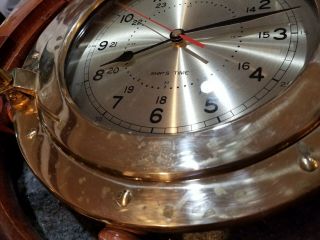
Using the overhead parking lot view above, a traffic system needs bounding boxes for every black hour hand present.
[100,51,134,67]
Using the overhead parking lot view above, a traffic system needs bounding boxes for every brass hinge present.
[0,68,36,110]
[0,69,13,94]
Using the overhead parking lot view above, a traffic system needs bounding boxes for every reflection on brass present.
[7,90,33,111]
[0,68,36,111]
[0,69,13,94]
[12,68,37,97]
[299,155,319,172]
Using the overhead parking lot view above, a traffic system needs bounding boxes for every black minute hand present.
[100,38,171,67]
[184,6,300,34]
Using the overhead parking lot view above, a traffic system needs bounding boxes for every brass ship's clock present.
[1,0,320,232]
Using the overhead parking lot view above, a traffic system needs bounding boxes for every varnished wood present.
[0,0,71,71]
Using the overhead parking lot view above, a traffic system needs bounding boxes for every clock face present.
[65,0,319,134]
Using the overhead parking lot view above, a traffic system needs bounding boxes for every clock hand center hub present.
[170,29,185,43]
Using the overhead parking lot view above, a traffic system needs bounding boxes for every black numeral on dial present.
[150,108,163,123]
[250,67,265,82]
[156,96,167,105]
[259,28,288,40]
[113,96,124,109]
[93,70,105,81]
[106,67,120,74]
[274,28,288,40]
[98,41,118,51]
[120,14,134,23]
[238,62,265,82]
[204,98,218,113]
[259,0,271,9]
[120,14,143,25]
[124,86,135,94]
[247,0,271,12]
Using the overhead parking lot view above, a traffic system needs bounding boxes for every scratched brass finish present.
[13,0,320,231]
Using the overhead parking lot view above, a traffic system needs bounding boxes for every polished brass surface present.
[0,68,36,110]
[11,68,37,97]
[12,0,320,232]
[0,69,12,94]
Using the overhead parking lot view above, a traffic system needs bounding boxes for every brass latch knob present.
[0,68,36,110]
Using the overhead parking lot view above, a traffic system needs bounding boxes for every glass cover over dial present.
[65,0,319,134]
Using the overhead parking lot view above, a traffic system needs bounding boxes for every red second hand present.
[117,3,205,48]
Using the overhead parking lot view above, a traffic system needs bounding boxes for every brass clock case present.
[13,0,320,231]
